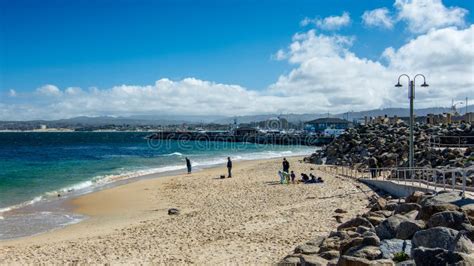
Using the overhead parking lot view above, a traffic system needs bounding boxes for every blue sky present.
[0,0,473,119]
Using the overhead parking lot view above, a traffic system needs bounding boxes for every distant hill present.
[1,105,472,129]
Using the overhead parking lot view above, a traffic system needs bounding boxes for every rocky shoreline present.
[305,122,473,170]
[279,190,474,265]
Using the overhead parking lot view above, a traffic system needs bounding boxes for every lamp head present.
[421,82,429,87]
[395,82,402,87]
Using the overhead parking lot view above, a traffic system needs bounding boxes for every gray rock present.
[356,226,375,235]
[362,235,381,246]
[295,244,319,255]
[419,191,462,207]
[319,237,342,253]
[366,215,385,226]
[329,231,351,240]
[396,220,425,240]
[375,215,410,240]
[167,208,180,215]
[338,217,374,231]
[412,227,474,253]
[279,255,301,264]
[427,211,471,230]
[461,204,474,224]
[306,235,326,247]
[340,237,364,255]
[300,254,329,266]
[337,255,395,266]
[416,202,459,220]
[345,245,382,260]
[401,210,419,220]
[379,239,412,259]
[411,247,474,266]
[319,250,340,260]
[394,203,421,214]
[405,191,425,204]
[335,208,348,214]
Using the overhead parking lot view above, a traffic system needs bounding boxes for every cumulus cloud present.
[362,8,394,29]
[382,25,474,105]
[37,84,62,96]
[1,2,473,121]
[301,12,351,30]
[394,0,468,34]
[271,25,474,111]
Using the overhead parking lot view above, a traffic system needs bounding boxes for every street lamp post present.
[395,74,429,172]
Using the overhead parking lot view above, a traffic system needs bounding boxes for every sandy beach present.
[0,157,374,264]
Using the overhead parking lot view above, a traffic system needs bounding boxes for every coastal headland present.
[0,157,373,264]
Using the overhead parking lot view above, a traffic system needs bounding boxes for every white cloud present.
[271,25,474,110]
[362,8,394,29]
[383,25,474,105]
[37,84,62,96]
[394,0,468,34]
[8,89,17,97]
[301,12,351,31]
[1,14,473,121]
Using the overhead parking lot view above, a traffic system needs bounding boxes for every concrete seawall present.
[359,179,436,198]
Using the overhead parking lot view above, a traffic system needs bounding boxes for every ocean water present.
[0,132,315,239]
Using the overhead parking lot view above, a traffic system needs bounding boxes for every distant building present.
[427,112,474,124]
[304,118,350,133]
[234,127,259,136]
[40,124,47,130]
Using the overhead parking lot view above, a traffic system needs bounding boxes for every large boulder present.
[394,203,421,215]
[295,244,319,255]
[396,220,425,240]
[300,254,330,266]
[340,237,364,255]
[279,255,301,264]
[338,217,374,231]
[405,191,425,204]
[370,197,388,211]
[336,255,394,266]
[461,204,474,224]
[379,239,412,259]
[306,235,326,247]
[362,234,380,246]
[375,215,409,240]
[345,245,382,260]
[412,227,474,254]
[427,211,471,230]
[319,250,340,260]
[411,247,474,266]
[416,202,459,220]
[419,191,462,206]
[319,237,342,253]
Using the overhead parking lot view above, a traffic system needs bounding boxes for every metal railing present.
[314,165,474,198]
[429,135,474,148]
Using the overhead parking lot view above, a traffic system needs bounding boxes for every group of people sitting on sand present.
[278,158,324,184]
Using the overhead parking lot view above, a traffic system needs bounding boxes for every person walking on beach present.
[186,157,192,174]
[282,158,290,173]
[227,157,232,178]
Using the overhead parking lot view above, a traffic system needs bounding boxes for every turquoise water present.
[0,132,314,239]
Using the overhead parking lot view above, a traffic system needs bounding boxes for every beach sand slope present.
[0,158,373,264]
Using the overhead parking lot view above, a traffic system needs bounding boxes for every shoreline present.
[0,157,374,264]
[0,153,308,241]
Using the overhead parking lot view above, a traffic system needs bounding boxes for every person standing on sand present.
[290,171,296,184]
[186,157,192,174]
[282,158,290,173]
[227,157,232,178]
[368,155,378,178]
